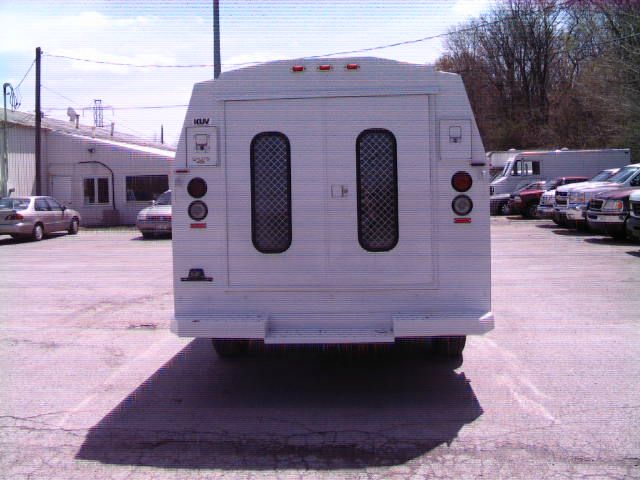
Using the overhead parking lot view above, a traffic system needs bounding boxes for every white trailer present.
[490,148,630,196]
[171,57,493,357]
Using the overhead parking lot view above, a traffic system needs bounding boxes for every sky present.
[0,0,493,146]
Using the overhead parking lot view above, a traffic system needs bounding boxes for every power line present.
[42,18,515,69]
[40,85,153,139]
[15,60,35,89]
[44,104,188,111]
[41,85,83,107]
[38,31,640,114]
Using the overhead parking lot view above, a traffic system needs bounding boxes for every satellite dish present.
[67,107,79,121]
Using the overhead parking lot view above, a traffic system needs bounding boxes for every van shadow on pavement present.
[76,339,482,470]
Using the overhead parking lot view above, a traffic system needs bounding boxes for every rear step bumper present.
[171,312,494,344]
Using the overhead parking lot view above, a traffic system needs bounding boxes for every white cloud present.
[451,0,493,19]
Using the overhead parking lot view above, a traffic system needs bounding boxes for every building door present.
[50,176,73,207]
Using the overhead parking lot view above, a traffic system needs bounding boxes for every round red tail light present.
[187,177,207,198]
[452,171,473,192]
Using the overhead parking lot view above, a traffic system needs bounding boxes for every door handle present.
[331,184,349,198]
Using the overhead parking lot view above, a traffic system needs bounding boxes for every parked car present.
[565,164,640,230]
[627,190,640,242]
[0,196,81,241]
[586,187,639,239]
[136,190,171,239]
[491,181,546,215]
[509,176,588,218]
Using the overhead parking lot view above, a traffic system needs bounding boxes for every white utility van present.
[486,149,522,179]
[171,57,493,357]
[490,149,630,196]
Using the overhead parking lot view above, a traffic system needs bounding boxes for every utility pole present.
[213,0,221,79]
[35,47,42,195]
[2,83,11,198]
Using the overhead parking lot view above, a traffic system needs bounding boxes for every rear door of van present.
[225,95,434,289]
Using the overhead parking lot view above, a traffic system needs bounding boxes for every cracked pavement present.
[1,220,639,479]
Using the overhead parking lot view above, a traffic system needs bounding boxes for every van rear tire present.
[433,336,466,357]
[212,339,249,358]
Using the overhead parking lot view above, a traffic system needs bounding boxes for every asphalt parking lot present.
[1,220,639,479]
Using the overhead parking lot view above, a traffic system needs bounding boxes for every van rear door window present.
[356,129,399,252]
[250,132,292,254]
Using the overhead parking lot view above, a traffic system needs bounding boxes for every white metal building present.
[1,110,175,226]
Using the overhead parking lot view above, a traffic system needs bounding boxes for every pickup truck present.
[586,187,640,239]
[564,164,640,229]
[627,190,640,242]
[509,176,588,218]
[552,168,621,226]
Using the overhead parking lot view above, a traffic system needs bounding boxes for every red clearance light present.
[175,169,189,174]
[318,65,332,71]
[346,63,360,70]
[190,223,207,229]
[291,65,305,72]
[454,218,472,224]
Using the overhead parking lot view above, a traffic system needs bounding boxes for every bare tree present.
[436,0,640,158]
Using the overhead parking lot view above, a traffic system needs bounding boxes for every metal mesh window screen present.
[251,132,292,253]
[356,129,399,252]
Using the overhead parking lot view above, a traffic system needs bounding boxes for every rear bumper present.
[626,215,640,241]
[171,311,495,344]
[0,222,33,236]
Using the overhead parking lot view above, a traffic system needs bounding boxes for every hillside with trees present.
[436,0,640,159]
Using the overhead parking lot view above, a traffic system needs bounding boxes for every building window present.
[126,175,169,202]
[84,177,110,205]
[356,129,399,252]
[250,132,292,254]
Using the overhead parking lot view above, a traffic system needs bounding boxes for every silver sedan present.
[0,196,81,241]
[136,190,172,239]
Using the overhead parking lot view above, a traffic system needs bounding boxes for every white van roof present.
[195,57,444,100]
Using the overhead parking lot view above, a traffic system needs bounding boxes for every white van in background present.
[171,58,493,358]
[490,149,630,197]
